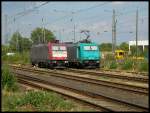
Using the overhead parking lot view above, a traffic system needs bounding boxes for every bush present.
[121,59,133,70]
[3,90,75,111]
[16,90,75,110]
[2,65,18,91]
[2,51,30,64]
[109,61,117,69]
[5,94,20,110]
[18,90,46,107]
[138,61,148,72]
[105,54,115,61]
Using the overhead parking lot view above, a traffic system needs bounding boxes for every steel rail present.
[17,78,111,111]
[11,65,148,93]
[10,66,149,109]
[66,68,149,83]
[100,68,148,76]
[15,74,148,112]
[9,64,148,82]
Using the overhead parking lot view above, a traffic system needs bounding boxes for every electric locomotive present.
[66,42,101,68]
[30,41,68,69]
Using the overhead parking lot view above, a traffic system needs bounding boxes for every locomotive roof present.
[48,42,67,47]
[66,42,97,46]
[31,43,67,48]
[31,43,47,47]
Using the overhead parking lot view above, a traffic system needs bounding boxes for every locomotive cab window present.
[83,46,98,50]
[84,46,90,50]
[91,46,98,50]
[60,46,66,51]
[52,46,59,50]
[52,46,66,51]
[119,52,124,56]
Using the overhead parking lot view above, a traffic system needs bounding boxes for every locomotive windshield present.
[83,46,98,51]
[52,46,66,51]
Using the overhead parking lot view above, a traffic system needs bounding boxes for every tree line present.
[2,27,148,57]
[99,42,129,51]
[2,27,56,53]
[99,42,148,57]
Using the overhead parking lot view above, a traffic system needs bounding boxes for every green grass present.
[2,90,95,112]
[2,64,96,111]
[18,90,75,110]
[137,60,148,72]
[101,54,148,72]
[109,61,117,69]
[2,64,18,91]
[2,51,30,64]
[121,59,134,70]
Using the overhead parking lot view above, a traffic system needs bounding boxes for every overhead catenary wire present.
[8,2,50,24]
[6,2,148,44]
[46,15,146,42]
[36,3,111,42]
[8,2,109,26]
[74,2,110,13]
[7,2,147,26]
[46,6,147,35]
[41,2,111,27]
[9,2,146,30]
[10,2,49,18]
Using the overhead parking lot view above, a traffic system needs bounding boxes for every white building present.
[129,40,148,52]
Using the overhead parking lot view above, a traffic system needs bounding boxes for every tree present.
[99,43,112,51]
[9,32,22,52]
[9,32,32,52]
[119,42,129,51]
[2,45,10,55]
[30,27,56,44]
[21,37,32,51]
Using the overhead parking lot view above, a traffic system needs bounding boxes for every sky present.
[2,1,149,45]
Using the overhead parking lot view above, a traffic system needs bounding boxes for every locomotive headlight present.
[52,61,57,63]
[84,61,89,63]
[96,61,99,63]
[65,61,68,63]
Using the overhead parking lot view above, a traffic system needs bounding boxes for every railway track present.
[66,68,149,83]
[10,64,148,83]
[100,68,148,76]
[15,72,147,112]
[10,65,149,111]
[9,63,148,75]
[17,78,110,111]
[10,65,148,93]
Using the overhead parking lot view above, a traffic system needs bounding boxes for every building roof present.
[129,40,148,46]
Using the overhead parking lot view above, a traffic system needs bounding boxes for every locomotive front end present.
[48,43,68,69]
[80,43,100,68]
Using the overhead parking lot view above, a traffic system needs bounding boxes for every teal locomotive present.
[66,42,101,68]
